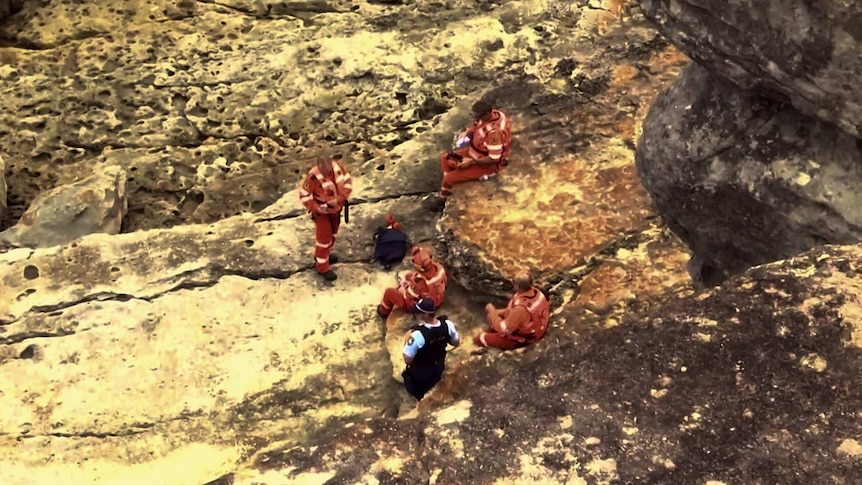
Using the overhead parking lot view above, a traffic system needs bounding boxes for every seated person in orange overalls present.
[428,99,512,212]
[474,271,550,350]
[377,245,448,318]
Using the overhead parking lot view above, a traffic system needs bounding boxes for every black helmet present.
[416,297,436,314]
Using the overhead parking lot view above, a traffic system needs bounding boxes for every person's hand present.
[316,204,333,214]
[459,158,474,169]
[485,303,495,314]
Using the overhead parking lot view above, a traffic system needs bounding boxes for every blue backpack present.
[373,225,410,270]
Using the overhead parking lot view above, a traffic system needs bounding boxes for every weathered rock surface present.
[0,193,442,485]
[640,0,862,138]
[0,153,6,223]
[637,63,862,286]
[439,23,690,295]
[0,165,128,248]
[0,0,705,483]
[250,242,862,485]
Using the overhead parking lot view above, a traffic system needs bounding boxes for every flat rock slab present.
[439,36,689,295]
[0,194,441,484]
[252,242,862,484]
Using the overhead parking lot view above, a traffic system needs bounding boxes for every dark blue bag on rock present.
[373,214,410,270]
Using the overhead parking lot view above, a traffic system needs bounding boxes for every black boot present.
[328,254,339,264]
[319,270,337,281]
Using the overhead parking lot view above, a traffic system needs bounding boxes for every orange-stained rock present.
[438,35,690,295]
[559,224,695,336]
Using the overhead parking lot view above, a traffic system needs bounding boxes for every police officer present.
[402,297,461,400]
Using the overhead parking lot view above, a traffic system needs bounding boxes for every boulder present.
[639,0,862,137]
[246,242,862,485]
[636,63,862,286]
[0,165,128,248]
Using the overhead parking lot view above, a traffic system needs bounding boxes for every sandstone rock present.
[439,30,689,295]
[0,153,6,224]
[639,0,862,138]
[0,1,711,483]
[0,193,440,484]
[0,165,127,248]
[637,63,862,286]
[250,242,862,484]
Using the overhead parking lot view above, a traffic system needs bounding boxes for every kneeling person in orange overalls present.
[429,99,513,212]
[377,245,448,318]
[474,271,550,350]
[298,155,353,281]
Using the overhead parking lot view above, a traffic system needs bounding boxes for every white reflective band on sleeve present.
[499,320,509,332]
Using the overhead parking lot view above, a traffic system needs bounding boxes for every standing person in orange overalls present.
[428,99,512,212]
[298,155,353,281]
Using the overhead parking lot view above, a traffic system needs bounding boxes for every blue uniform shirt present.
[403,319,459,358]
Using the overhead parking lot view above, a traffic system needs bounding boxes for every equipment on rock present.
[344,199,350,224]
[373,213,410,270]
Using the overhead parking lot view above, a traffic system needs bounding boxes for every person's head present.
[415,297,436,322]
[316,155,333,176]
[512,271,534,292]
[411,246,433,272]
[471,99,494,121]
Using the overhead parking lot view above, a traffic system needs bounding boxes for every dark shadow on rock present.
[201,473,234,485]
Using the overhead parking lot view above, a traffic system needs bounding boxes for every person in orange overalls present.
[474,271,550,350]
[298,155,353,281]
[377,245,449,318]
[428,99,512,212]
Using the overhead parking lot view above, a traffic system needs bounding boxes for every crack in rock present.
[3,260,383,327]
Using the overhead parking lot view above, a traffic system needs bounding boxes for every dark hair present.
[471,99,494,117]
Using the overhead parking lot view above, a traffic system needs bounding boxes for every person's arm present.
[299,176,330,214]
[336,161,353,204]
[460,131,506,168]
[488,306,530,334]
[446,320,461,348]
[402,330,424,364]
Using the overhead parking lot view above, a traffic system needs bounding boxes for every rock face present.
[0,1,702,484]
[0,165,128,248]
[438,24,689,295]
[249,242,862,485]
[640,0,862,138]
[637,63,862,286]
[0,154,6,224]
